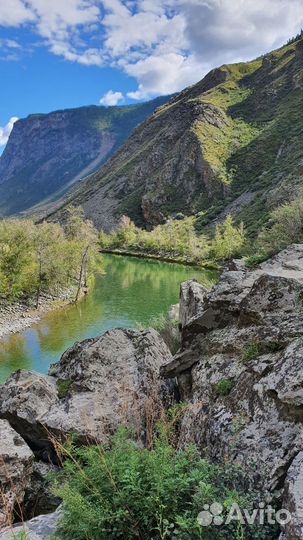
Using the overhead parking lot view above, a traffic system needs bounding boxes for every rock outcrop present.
[0,507,61,540]
[0,329,173,453]
[0,420,34,527]
[3,243,303,538]
[280,452,303,540]
[162,244,303,538]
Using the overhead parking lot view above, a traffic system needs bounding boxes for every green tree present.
[64,207,99,302]
[32,221,67,307]
[0,220,36,300]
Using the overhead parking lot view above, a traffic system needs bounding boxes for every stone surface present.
[179,280,208,329]
[162,245,303,497]
[24,462,61,519]
[0,420,34,528]
[280,451,303,540]
[0,506,61,540]
[0,329,173,452]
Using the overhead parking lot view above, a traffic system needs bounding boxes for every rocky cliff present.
[2,247,303,538]
[50,35,303,232]
[0,96,169,217]
[162,244,303,540]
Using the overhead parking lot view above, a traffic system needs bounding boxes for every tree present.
[32,221,67,307]
[64,207,99,302]
[0,220,36,300]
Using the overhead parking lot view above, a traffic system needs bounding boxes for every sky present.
[0,0,303,150]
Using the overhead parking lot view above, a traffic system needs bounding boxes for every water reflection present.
[0,255,217,382]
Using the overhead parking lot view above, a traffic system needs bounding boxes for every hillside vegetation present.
[52,35,303,235]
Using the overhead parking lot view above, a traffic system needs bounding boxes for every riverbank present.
[0,289,74,340]
[100,247,220,270]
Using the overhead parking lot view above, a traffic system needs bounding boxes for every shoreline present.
[0,252,219,341]
[100,247,220,270]
[0,290,74,341]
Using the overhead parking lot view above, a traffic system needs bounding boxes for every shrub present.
[251,196,303,261]
[211,215,246,261]
[54,427,278,540]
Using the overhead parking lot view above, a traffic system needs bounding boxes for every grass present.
[56,379,73,399]
[214,379,234,396]
[139,313,181,354]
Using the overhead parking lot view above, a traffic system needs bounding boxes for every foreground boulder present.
[0,506,61,540]
[162,245,303,508]
[0,420,34,528]
[0,328,173,454]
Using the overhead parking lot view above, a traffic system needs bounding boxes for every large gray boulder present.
[0,506,61,540]
[0,328,173,452]
[0,420,34,528]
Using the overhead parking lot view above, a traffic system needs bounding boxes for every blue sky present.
[1,0,303,150]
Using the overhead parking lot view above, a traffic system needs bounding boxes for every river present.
[0,254,217,383]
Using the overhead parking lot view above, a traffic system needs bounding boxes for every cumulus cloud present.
[99,90,124,106]
[0,0,35,26]
[0,117,19,146]
[1,0,303,99]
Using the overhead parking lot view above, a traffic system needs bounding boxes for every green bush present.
[250,196,303,262]
[211,215,246,261]
[54,427,278,540]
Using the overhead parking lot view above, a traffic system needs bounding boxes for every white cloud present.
[0,39,21,49]
[1,0,303,99]
[126,53,203,100]
[100,90,124,106]
[0,0,35,26]
[0,117,19,146]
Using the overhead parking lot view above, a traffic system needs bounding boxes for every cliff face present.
[0,97,169,217]
[162,245,303,539]
[51,36,303,232]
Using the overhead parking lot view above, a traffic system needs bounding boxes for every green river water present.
[0,254,216,383]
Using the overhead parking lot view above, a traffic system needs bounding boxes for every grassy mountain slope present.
[0,96,169,217]
[50,36,303,233]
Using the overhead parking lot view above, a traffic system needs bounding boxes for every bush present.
[251,197,303,261]
[211,215,246,261]
[54,427,278,540]
[100,217,209,260]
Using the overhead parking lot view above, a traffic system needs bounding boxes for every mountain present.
[0,96,170,217]
[50,35,303,233]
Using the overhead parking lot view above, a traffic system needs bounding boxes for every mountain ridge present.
[0,96,170,217]
[48,35,303,233]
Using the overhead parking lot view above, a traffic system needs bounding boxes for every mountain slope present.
[0,96,169,217]
[50,36,303,233]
